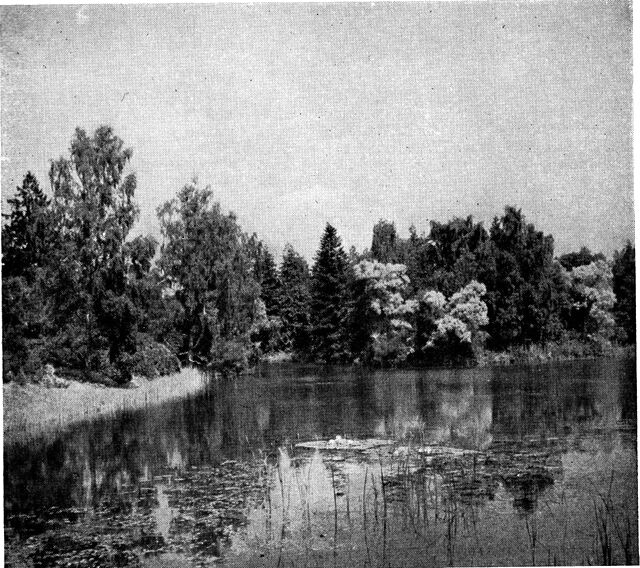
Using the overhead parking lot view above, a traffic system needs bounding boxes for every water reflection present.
[4,358,637,566]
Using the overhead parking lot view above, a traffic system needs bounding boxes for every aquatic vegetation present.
[4,361,637,567]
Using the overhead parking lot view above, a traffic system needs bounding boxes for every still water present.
[4,358,638,567]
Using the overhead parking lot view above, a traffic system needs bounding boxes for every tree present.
[2,172,53,278]
[2,173,56,381]
[420,280,489,363]
[244,238,283,353]
[371,220,402,263]
[352,261,417,364]
[278,244,312,353]
[310,224,352,362]
[158,179,261,369]
[47,126,140,383]
[612,241,635,343]
[256,247,281,317]
[401,216,490,297]
[483,206,557,347]
[566,260,616,341]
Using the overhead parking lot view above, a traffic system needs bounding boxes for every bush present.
[210,338,251,374]
[132,337,181,379]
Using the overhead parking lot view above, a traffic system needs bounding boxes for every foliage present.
[131,336,181,378]
[352,261,418,364]
[48,127,141,383]
[421,280,489,364]
[567,260,616,341]
[558,246,606,271]
[1,172,53,278]
[278,244,312,353]
[371,220,403,264]
[482,207,560,347]
[612,241,635,344]
[310,224,353,362]
[157,179,261,371]
[1,126,634,382]
[245,239,283,352]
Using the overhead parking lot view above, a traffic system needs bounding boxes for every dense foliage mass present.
[2,127,635,383]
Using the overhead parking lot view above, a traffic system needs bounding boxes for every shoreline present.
[4,348,635,446]
[3,366,209,446]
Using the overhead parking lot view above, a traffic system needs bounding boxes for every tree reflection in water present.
[4,358,637,566]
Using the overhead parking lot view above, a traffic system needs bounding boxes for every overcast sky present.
[1,2,633,261]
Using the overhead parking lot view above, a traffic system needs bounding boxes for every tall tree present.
[245,238,283,353]
[612,241,635,344]
[48,126,140,383]
[2,172,53,278]
[158,180,261,369]
[420,280,489,363]
[278,244,311,353]
[483,206,557,347]
[2,172,56,380]
[310,224,352,362]
[351,261,417,364]
[259,248,281,317]
[565,260,616,341]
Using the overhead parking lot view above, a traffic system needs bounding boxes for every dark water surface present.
[4,358,638,567]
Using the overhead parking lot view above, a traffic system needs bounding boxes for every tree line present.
[2,127,635,384]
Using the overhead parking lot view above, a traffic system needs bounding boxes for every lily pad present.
[295,436,393,451]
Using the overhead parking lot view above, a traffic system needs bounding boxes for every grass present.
[3,366,208,445]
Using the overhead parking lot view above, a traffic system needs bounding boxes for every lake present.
[4,357,638,567]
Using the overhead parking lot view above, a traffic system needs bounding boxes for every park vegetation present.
[2,127,636,384]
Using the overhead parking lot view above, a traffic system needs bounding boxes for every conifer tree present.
[310,224,352,362]
[278,244,311,352]
[2,172,53,279]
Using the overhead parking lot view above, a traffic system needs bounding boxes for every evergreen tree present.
[245,240,283,353]
[310,224,352,362]
[2,172,56,381]
[278,244,311,353]
[245,235,280,316]
[2,172,53,278]
[612,241,635,344]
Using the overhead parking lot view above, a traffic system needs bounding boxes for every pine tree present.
[310,224,352,362]
[278,244,311,352]
[2,172,53,278]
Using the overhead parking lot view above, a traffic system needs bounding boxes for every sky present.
[1,2,633,262]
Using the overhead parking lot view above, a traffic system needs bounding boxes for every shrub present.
[131,337,181,379]
[210,338,251,374]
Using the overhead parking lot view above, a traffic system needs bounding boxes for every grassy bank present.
[479,341,635,367]
[3,366,208,446]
